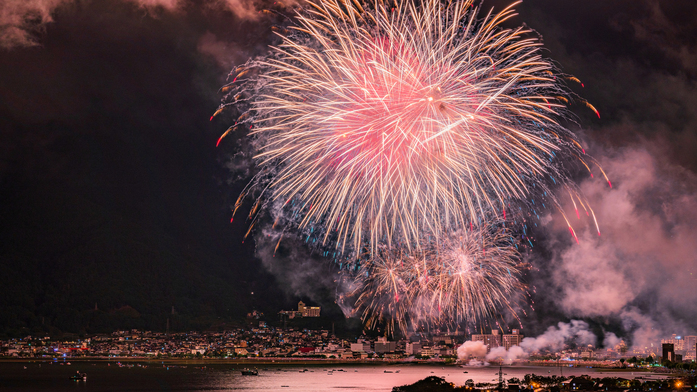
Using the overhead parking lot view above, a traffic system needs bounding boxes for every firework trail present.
[218,0,603,256]
[348,224,525,335]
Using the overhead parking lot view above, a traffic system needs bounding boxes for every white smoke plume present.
[542,145,697,350]
[459,320,602,364]
[602,332,621,350]
[520,320,597,353]
[457,340,488,360]
[486,345,527,365]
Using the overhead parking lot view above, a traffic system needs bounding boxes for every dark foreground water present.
[0,361,666,392]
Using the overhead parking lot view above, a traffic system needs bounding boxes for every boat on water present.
[384,370,394,373]
[241,369,258,376]
[70,372,87,381]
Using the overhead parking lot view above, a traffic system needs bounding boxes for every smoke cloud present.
[486,345,527,365]
[602,332,621,350]
[458,320,603,364]
[197,31,248,70]
[520,320,597,352]
[626,0,697,76]
[457,340,488,361]
[0,0,65,48]
[254,226,338,304]
[211,0,261,21]
[538,144,697,349]
[515,0,697,351]
[0,0,271,49]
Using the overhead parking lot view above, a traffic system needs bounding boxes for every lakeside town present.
[2,303,695,372]
[2,304,695,391]
[0,326,691,366]
[3,326,696,392]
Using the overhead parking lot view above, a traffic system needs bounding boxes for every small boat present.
[241,369,258,376]
[384,370,393,373]
[70,372,87,381]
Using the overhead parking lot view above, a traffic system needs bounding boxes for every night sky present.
[1,0,696,345]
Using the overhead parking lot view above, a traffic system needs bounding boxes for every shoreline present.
[0,357,662,370]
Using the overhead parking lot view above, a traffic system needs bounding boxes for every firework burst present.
[349,224,525,335]
[220,0,603,256]
[217,0,607,333]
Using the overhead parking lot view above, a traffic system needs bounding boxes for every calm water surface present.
[0,361,662,392]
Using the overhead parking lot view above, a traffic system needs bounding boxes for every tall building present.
[503,329,524,350]
[662,343,674,362]
[684,336,696,361]
[472,330,502,352]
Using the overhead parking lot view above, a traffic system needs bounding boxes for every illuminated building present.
[297,301,320,317]
[278,301,321,319]
[503,329,524,350]
[684,336,696,361]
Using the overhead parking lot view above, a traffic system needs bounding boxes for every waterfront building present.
[420,346,435,357]
[350,339,371,353]
[406,342,421,355]
[503,329,524,350]
[472,330,501,352]
[375,337,397,353]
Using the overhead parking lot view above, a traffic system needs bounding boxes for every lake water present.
[0,361,665,391]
